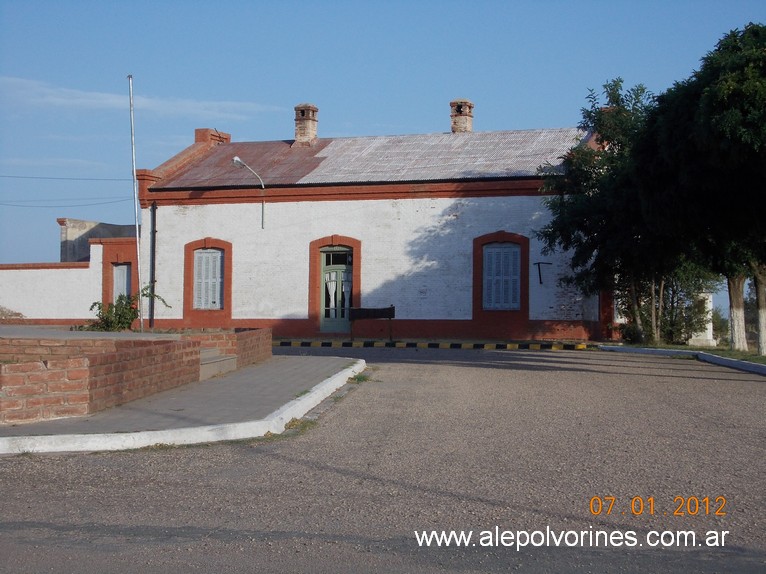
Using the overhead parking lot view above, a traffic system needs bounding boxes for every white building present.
[133,100,612,340]
[1,100,615,340]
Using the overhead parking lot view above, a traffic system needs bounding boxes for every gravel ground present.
[1,348,764,573]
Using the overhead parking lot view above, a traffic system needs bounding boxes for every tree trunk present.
[630,278,643,334]
[652,275,660,345]
[750,262,766,356]
[727,274,748,352]
[657,277,665,343]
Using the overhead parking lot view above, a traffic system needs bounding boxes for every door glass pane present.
[321,248,353,331]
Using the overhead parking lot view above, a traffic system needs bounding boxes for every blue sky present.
[1,0,764,265]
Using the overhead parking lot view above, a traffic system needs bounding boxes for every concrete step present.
[199,348,238,380]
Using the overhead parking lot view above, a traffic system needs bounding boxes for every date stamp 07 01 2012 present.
[589,496,727,517]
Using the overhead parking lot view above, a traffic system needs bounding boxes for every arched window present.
[482,242,521,310]
[193,248,223,310]
[183,238,232,327]
[472,231,529,323]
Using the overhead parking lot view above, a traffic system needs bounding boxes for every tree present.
[537,78,675,341]
[634,23,766,353]
[658,260,720,345]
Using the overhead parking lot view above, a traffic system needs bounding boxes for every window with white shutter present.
[112,263,131,302]
[482,243,520,310]
[193,248,223,310]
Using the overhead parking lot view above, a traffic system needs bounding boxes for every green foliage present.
[612,261,719,345]
[712,307,729,344]
[88,294,138,331]
[619,323,645,345]
[660,285,710,345]
[86,285,169,331]
[635,23,766,271]
[744,281,759,343]
[537,78,657,296]
[659,261,720,344]
[632,23,766,353]
[696,23,766,158]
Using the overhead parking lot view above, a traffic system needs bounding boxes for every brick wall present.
[234,328,272,368]
[0,358,91,424]
[0,337,118,362]
[86,340,200,412]
[0,328,272,425]
[182,330,239,355]
[157,328,271,368]
[0,340,200,424]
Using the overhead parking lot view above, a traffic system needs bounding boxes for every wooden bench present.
[349,306,395,341]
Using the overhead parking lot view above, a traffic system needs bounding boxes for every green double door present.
[321,247,353,333]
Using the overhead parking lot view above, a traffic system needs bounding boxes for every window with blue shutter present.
[193,248,223,310]
[483,243,520,310]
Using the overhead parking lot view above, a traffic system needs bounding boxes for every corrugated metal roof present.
[151,128,586,190]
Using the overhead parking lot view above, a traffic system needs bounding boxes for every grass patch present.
[284,417,317,433]
[621,343,766,366]
[294,389,310,398]
[663,344,766,365]
[697,348,766,365]
[349,372,371,384]
[122,418,320,453]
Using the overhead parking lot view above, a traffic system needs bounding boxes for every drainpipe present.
[149,201,157,328]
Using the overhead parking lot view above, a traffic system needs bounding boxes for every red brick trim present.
[90,238,139,305]
[183,238,233,328]
[472,231,530,338]
[140,179,545,208]
[599,290,617,340]
[308,235,362,334]
[0,262,89,270]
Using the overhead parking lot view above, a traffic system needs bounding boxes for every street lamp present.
[232,156,266,229]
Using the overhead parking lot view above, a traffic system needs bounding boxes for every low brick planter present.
[0,328,272,425]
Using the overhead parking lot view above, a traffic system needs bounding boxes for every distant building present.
[57,218,136,262]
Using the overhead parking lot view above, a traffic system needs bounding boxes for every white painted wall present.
[0,245,104,319]
[143,196,598,322]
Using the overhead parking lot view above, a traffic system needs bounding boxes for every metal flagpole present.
[128,75,144,332]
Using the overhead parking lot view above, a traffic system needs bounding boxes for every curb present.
[598,346,766,377]
[275,340,593,351]
[0,359,366,455]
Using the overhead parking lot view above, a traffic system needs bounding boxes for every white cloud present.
[0,76,284,120]
[0,156,108,170]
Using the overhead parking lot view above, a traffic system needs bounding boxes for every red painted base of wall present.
[143,317,613,342]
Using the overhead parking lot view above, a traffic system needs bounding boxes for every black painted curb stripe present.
[274,340,596,351]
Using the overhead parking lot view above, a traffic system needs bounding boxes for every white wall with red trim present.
[142,196,599,324]
[0,244,104,321]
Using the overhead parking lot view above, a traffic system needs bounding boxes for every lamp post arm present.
[232,156,266,228]
[242,164,265,189]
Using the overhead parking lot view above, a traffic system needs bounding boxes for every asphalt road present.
[1,348,764,573]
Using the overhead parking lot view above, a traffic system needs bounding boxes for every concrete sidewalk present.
[0,355,365,455]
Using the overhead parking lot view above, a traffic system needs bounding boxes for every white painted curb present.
[0,359,366,455]
[599,346,765,377]
[696,352,766,376]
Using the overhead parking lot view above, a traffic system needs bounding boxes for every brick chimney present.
[450,99,474,133]
[294,103,318,146]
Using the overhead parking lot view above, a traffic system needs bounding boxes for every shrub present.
[620,322,645,344]
[86,286,169,331]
